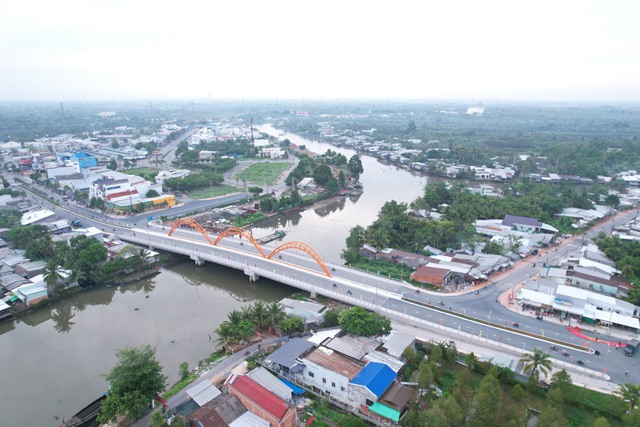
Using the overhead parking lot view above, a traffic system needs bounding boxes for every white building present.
[301,347,362,402]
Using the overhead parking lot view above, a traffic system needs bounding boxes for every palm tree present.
[44,260,65,290]
[251,300,268,330]
[615,383,640,412]
[266,302,286,332]
[71,268,87,287]
[214,322,234,349]
[227,310,244,325]
[520,348,553,379]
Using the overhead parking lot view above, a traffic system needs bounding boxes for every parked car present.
[625,340,640,356]
[71,219,83,227]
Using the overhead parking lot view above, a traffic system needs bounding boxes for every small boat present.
[62,394,107,427]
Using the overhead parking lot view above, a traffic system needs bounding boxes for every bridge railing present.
[121,231,607,381]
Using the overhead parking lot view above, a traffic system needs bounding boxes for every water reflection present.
[314,197,346,217]
[51,305,76,333]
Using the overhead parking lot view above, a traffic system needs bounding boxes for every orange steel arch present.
[168,217,213,245]
[213,227,267,258]
[268,241,331,277]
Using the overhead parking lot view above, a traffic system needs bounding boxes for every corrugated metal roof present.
[350,362,396,398]
[246,367,292,401]
[307,328,341,345]
[229,411,270,427]
[381,331,415,359]
[364,351,404,373]
[324,335,379,360]
[186,380,221,406]
[265,338,314,370]
[228,375,289,421]
[303,347,363,380]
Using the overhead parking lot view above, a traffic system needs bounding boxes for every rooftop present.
[265,337,315,373]
[303,347,363,380]
[350,362,396,398]
[226,374,290,421]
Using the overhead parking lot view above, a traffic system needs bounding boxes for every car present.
[71,220,83,227]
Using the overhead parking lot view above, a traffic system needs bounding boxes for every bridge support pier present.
[244,268,260,282]
[190,254,205,266]
[310,291,317,299]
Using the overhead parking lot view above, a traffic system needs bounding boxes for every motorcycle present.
[576,359,584,366]
[512,322,520,327]
[550,345,558,351]
[439,301,445,306]
[561,350,569,357]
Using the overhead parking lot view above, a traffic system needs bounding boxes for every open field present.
[187,185,241,199]
[235,162,291,185]
[121,167,160,181]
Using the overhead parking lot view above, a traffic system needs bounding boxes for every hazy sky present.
[1,0,639,102]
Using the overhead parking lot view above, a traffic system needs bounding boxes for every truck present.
[624,340,640,356]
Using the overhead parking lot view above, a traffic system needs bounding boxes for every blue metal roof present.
[350,362,396,398]
[279,378,305,395]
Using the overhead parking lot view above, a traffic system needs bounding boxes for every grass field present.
[121,167,160,181]
[235,162,291,185]
[187,185,241,199]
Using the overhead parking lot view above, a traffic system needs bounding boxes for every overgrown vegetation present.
[594,233,640,305]
[398,340,631,427]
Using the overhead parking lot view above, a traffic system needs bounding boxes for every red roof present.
[229,375,289,420]
[106,189,138,201]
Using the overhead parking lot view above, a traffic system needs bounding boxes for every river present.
[254,125,429,262]
[0,127,429,427]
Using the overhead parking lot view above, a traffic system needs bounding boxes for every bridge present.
[119,217,605,377]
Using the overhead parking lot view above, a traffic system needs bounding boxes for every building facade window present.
[322,378,326,384]
[308,372,314,378]
[331,382,336,388]
[340,386,345,392]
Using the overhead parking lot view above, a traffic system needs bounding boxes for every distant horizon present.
[2,97,640,106]
[2,1,638,103]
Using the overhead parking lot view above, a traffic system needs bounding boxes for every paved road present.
[120,210,639,386]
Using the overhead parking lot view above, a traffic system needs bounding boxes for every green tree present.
[520,348,553,379]
[214,322,234,349]
[451,368,473,412]
[279,316,304,334]
[107,159,118,171]
[538,387,569,427]
[550,368,572,390]
[511,383,524,401]
[338,170,346,188]
[266,302,286,332]
[325,177,339,193]
[322,309,340,327]
[469,372,501,427]
[97,345,167,424]
[0,209,21,228]
[248,186,264,197]
[483,241,504,255]
[616,383,640,412]
[418,361,434,389]
[347,155,364,181]
[593,416,611,427]
[250,300,268,330]
[179,362,189,381]
[146,189,160,198]
[337,306,391,336]
[624,409,640,427]
[148,409,166,427]
[44,259,65,289]
[312,164,333,186]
